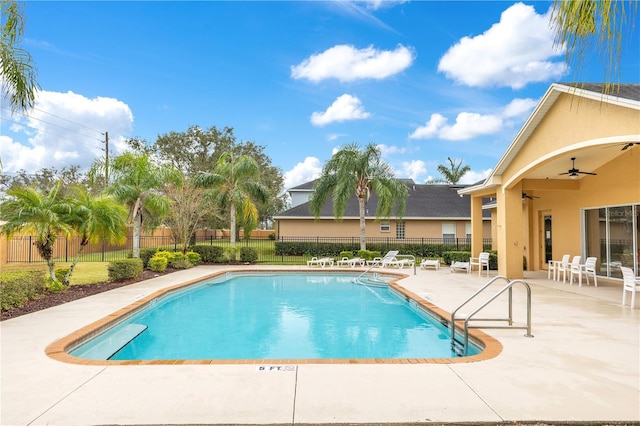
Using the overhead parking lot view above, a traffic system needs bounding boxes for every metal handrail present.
[450,276,533,356]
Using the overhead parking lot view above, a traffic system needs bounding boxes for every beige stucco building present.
[275,182,492,241]
[459,83,640,280]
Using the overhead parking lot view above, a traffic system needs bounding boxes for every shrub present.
[240,247,258,263]
[46,278,66,292]
[140,247,158,268]
[225,246,239,262]
[108,259,143,282]
[339,250,353,259]
[443,251,471,265]
[185,251,202,266]
[189,245,225,263]
[171,258,193,269]
[148,255,168,272]
[54,268,70,286]
[0,270,47,311]
[268,233,276,240]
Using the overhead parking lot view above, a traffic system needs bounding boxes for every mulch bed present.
[1,269,178,321]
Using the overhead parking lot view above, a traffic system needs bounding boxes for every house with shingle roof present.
[274,180,492,240]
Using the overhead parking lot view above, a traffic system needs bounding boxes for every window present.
[380,221,390,233]
[465,222,471,242]
[584,204,639,278]
[396,221,405,239]
[442,222,456,243]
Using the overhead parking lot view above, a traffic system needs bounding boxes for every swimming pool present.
[63,272,483,362]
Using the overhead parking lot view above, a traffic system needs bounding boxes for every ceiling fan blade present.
[579,171,597,175]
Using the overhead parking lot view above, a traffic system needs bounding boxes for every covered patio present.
[460,83,640,282]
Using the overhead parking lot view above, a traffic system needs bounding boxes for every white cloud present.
[437,3,565,89]
[283,156,322,190]
[502,97,538,118]
[409,97,536,141]
[459,169,493,185]
[376,143,406,157]
[438,112,503,141]
[311,94,371,126]
[397,159,426,181]
[291,44,414,83]
[1,90,133,174]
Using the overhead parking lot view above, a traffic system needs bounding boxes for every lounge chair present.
[337,257,365,267]
[382,257,414,269]
[450,261,470,273]
[367,250,399,267]
[307,257,334,267]
[420,258,440,270]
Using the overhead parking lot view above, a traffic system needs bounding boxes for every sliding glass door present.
[584,204,639,278]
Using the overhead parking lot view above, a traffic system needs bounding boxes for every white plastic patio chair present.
[621,266,640,308]
[555,254,571,283]
[469,252,490,276]
[568,256,582,286]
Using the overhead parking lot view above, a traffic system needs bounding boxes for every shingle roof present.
[564,83,640,101]
[275,183,490,219]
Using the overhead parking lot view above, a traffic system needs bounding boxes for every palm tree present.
[550,0,637,92]
[1,0,39,112]
[0,180,72,282]
[194,152,268,251]
[436,157,471,184]
[108,152,170,258]
[308,143,408,251]
[63,186,128,284]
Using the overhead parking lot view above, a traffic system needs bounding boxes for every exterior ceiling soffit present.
[502,135,639,190]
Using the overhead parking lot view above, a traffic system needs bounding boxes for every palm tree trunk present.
[132,213,142,258]
[65,243,87,285]
[358,197,367,250]
[229,204,237,248]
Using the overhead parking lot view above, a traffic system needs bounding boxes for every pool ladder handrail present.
[450,275,533,356]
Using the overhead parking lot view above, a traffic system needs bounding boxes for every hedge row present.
[274,241,493,259]
[0,270,48,311]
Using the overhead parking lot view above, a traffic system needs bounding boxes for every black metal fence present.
[6,235,493,264]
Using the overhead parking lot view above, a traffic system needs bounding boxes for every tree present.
[1,0,39,112]
[194,152,269,251]
[550,0,637,91]
[436,157,471,184]
[108,152,170,258]
[63,186,128,285]
[308,143,408,251]
[0,180,72,282]
[163,172,220,253]
[133,126,287,228]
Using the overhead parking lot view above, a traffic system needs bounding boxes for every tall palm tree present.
[0,180,72,282]
[1,0,39,112]
[436,157,471,184]
[309,143,408,251]
[550,0,637,92]
[194,152,268,250]
[108,152,170,258]
[63,186,128,284]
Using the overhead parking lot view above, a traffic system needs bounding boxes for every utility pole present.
[105,131,109,184]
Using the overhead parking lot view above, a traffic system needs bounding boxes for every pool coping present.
[45,269,502,365]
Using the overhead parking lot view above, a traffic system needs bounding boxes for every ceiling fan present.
[559,157,597,178]
[621,142,640,151]
[522,192,539,200]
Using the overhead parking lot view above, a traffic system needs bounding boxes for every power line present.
[1,112,104,143]
[0,117,104,151]
[30,106,104,135]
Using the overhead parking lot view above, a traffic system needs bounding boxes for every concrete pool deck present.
[1,265,639,425]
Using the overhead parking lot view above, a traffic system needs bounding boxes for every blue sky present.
[1,1,638,190]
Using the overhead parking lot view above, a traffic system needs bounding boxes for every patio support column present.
[496,185,524,278]
[470,195,484,256]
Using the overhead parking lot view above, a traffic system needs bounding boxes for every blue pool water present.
[70,273,481,360]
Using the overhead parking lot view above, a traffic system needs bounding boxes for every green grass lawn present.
[2,262,109,285]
